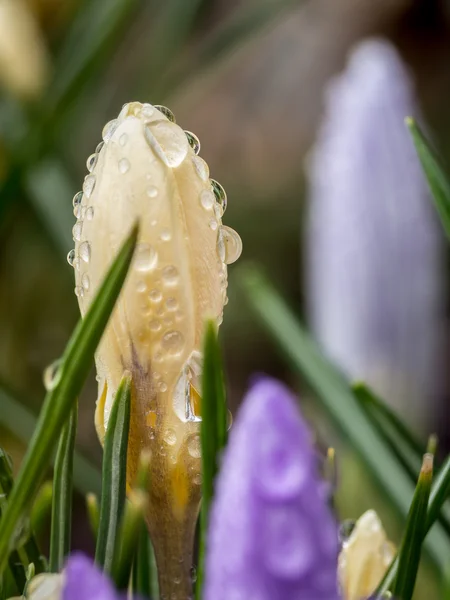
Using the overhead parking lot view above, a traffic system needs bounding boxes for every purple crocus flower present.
[204,377,339,600]
[63,554,120,600]
[306,38,444,426]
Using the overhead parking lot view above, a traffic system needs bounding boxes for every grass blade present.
[239,265,450,571]
[86,493,99,541]
[196,320,227,600]
[0,382,101,497]
[49,404,77,572]
[0,224,138,575]
[31,482,52,540]
[133,527,159,600]
[392,454,433,600]
[95,374,132,572]
[406,117,450,240]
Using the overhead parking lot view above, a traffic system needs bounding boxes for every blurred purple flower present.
[63,554,119,600]
[204,377,339,600]
[306,38,444,426]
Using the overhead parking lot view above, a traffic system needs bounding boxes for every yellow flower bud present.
[70,102,242,597]
[0,0,50,99]
[338,510,396,600]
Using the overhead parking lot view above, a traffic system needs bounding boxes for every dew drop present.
[43,359,62,391]
[193,156,209,181]
[79,241,91,263]
[102,119,119,142]
[190,566,197,583]
[144,120,189,168]
[141,104,155,119]
[96,141,105,154]
[72,222,83,241]
[159,381,168,392]
[164,429,177,445]
[86,206,94,221]
[162,265,179,285]
[74,286,84,298]
[83,174,96,198]
[193,473,202,486]
[209,219,218,231]
[339,520,356,544]
[136,281,147,293]
[119,133,128,146]
[118,158,130,174]
[162,330,185,356]
[187,435,201,459]
[72,191,83,208]
[82,273,90,291]
[149,319,161,332]
[185,131,201,154]
[160,228,171,241]
[86,153,97,172]
[166,297,178,311]
[134,243,157,272]
[154,105,176,122]
[147,185,158,198]
[67,249,75,267]
[211,179,227,213]
[149,289,162,303]
[200,189,214,210]
[217,226,242,264]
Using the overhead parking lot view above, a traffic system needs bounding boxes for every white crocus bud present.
[69,102,242,597]
[0,0,50,99]
[7,572,64,600]
[338,510,395,600]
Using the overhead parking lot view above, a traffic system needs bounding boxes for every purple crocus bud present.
[204,377,339,600]
[306,38,444,427]
[63,553,119,600]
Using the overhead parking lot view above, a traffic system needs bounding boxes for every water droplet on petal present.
[43,359,63,391]
[119,133,128,146]
[147,186,158,198]
[209,219,218,231]
[74,285,84,298]
[102,119,118,142]
[136,281,147,293]
[166,297,177,311]
[86,153,97,172]
[200,189,214,210]
[144,121,189,168]
[160,228,171,241]
[193,473,202,486]
[149,319,161,332]
[193,156,209,181]
[118,158,130,174]
[79,241,91,263]
[86,206,94,221]
[67,249,75,266]
[187,435,201,458]
[149,289,162,303]
[141,104,155,119]
[83,175,96,198]
[154,105,176,122]
[190,566,197,583]
[72,191,83,208]
[185,131,201,154]
[211,179,227,213]
[159,381,168,392]
[339,520,356,544]
[164,429,177,445]
[161,330,185,356]
[134,244,157,272]
[96,141,105,154]
[72,222,82,241]
[82,273,90,291]
[162,265,179,285]
[217,226,242,264]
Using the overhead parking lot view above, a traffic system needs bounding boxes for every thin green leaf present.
[0,382,101,497]
[392,454,433,600]
[86,493,100,541]
[239,265,450,571]
[95,374,132,572]
[406,117,450,240]
[197,320,227,600]
[31,482,52,540]
[49,404,77,572]
[111,491,147,590]
[0,224,138,575]
[133,526,159,600]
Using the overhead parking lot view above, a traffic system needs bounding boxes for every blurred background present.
[1,0,450,597]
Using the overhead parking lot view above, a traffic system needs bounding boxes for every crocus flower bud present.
[0,0,50,99]
[306,39,443,427]
[204,378,339,600]
[69,102,242,597]
[338,510,395,600]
